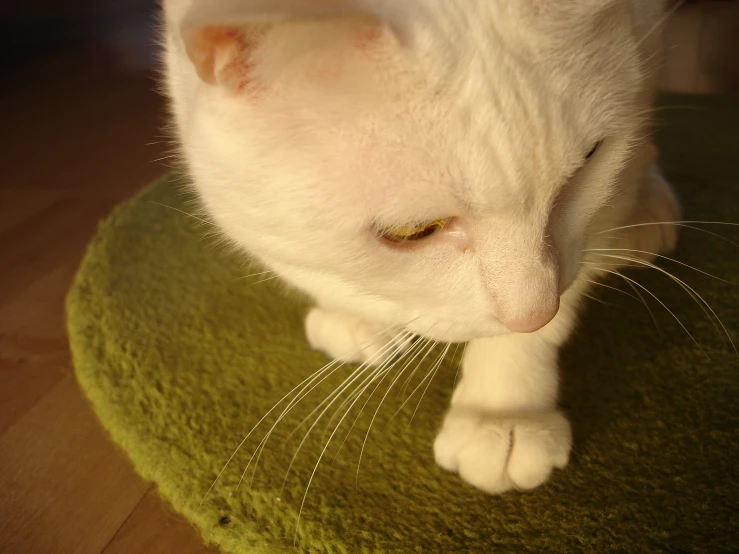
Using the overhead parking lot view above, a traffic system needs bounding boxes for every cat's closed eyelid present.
[585,140,603,160]
[375,217,450,244]
[375,217,472,252]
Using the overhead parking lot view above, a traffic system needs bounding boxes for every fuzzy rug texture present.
[67,94,739,553]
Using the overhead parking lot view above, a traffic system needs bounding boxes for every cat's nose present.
[500,296,560,333]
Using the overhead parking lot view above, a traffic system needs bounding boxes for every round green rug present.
[68,94,739,554]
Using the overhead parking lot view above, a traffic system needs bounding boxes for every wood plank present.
[103,492,221,554]
[0,189,65,235]
[0,334,69,434]
[0,197,117,307]
[0,264,78,340]
[0,375,149,554]
[0,53,169,554]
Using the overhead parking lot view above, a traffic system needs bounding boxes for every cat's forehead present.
[409,0,642,110]
[401,1,643,169]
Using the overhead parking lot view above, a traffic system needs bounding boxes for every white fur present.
[163,0,678,494]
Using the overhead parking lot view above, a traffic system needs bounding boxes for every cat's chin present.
[407,319,511,344]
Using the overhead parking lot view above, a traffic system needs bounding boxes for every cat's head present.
[165,0,657,342]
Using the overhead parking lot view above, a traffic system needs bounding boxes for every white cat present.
[163,0,680,494]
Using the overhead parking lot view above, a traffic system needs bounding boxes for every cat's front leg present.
[305,307,410,366]
[617,149,681,263]
[434,326,571,494]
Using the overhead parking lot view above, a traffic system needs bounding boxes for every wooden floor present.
[0,5,737,554]
[0,54,219,553]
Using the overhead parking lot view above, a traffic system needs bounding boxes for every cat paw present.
[304,308,409,365]
[622,164,681,263]
[433,409,571,494]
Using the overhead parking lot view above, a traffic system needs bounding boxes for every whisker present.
[635,0,684,49]
[576,290,616,306]
[590,253,736,357]
[278,331,415,495]
[451,341,464,391]
[241,354,372,493]
[229,322,403,496]
[291,334,414,544]
[318,333,416,446]
[386,339,441,427]
[398,335,443,399]
[592,252,719,339]
[236,269,276,281]
[281,329,413,448]
[246,274,280,287]
[585,248,736,284]
[582,275,660,331]
[329,336,431,468]
[582,278,640,303]
[353,336,440,484]
[196,338,363,509]
[405,341,451,431]
[200,283,417,506]
[586,264,708,358]
[669,223,739,250]
[319,366,388,447]
[596,220,739,236]
[150,201,211,226]
[589,253,719,328]
[151,153,179,162]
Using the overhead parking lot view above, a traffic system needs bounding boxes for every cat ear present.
[179,0,397,90]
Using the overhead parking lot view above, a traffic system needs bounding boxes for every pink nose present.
[501,297,560,333]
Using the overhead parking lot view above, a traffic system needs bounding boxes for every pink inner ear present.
[185,25,266,91]
[354,23,383,51]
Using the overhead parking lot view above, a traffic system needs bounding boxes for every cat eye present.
[585,141,601,160]
[378,218,451,243]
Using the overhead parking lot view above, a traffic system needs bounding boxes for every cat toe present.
[434,410,571,494]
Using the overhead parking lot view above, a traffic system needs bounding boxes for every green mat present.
[67,94,739,554]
